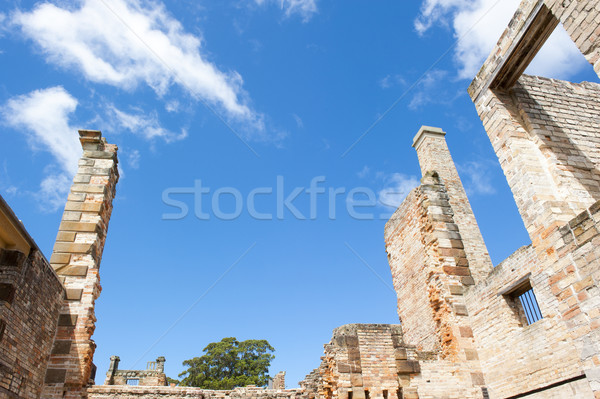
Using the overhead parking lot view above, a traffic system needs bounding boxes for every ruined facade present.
[0,130,119,399]
[1,0,600,398]
[104,356,168,387]
[0,196,64,398]
[302,0,600,398]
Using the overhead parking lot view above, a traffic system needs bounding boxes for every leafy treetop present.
[178,337,275,389]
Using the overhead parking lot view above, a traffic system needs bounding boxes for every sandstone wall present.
[43,130,119,399]
[87,385,306,399]
[0,247,64,399]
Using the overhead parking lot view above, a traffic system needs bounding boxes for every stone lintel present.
[79,130,104,151]
[412,126,446,151]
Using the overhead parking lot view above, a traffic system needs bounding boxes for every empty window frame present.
[126,379,139,386]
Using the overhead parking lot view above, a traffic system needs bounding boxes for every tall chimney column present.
[43,130,119,399]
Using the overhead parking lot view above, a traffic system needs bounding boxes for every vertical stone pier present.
[412,126,493,284]
[43,130,119,399]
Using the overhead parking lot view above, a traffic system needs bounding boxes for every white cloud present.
[457,160,496,196]
[13,0,264,130]
[2,87,81,211]
[2,86,81,175]
[379,74,406,89]
[39,173,72,212]
[292,113,303,128]
[415,0,589,80]
[408,69,449,110]
[357,166,370,179]
[378,173,420,208]
[109,105,187,143]
[255,0,318,22]
[127,149,141,169]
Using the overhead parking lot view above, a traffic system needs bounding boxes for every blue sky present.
[1,0,599,387]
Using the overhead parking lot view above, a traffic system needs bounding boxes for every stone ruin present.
[1,0,600,398]
[104,356,168,387]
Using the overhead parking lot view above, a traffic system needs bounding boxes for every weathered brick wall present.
[384,190,438,352]
[544,0,600,76]
[272,372,286,390]
[43,130,119,399]
[467,2,600,397]
[302,322,487,399]
[0,247,64,399]
[465,244,594,398]
[104,356,168,386]
[301,324,420,399]
[512,75,600,210]
[87,385,306,399]
[412,127,493,284]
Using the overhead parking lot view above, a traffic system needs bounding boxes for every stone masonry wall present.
[43,130,119,399]
[384,172,486,398]
[544,0,600,76]
[512,75,600,214]
[88,385,306,399]
[0,248,64,399]
[467,1,600,397]
[465,244,594,398]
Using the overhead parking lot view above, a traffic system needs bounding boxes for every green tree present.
[178,337,275,389]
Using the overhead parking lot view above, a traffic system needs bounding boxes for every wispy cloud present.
[378,173,420,209]
[254,0,318,22]
[108,105,187,143]
[379,74,407,89]
[13,0,265,133]
[1,86,81,211]
[457,160,496,197]
[292,113,303,128]
[357,166,370,179]
[415,0,588,80]
[127,149,141,169]
[408,69,449,110]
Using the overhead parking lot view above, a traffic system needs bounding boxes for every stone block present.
[44,369,66,384]
[0,283,16,303]
[395,360,420,374]
[465,349,479,360]
[395,348,408,360]
[51,340,72,355]
[449,285,463,295]
[350,374,363,387]
[53,242,93,254]
[59,221,99,232]
[65,288,83,301]
[453,304,469,316]
[58,314,78,326]
[470,372,485,386]
[352,387,366,398]
[71,184,106,194]
[64,201,102,213]
[56,265,88,277]
[55,231,76,242]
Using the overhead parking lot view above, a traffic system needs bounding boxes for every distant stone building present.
[104,356,168,386]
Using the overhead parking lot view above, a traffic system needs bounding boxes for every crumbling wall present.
[272,372,286,390]
[87,385,307,399]
[467,0,600,397]
[43,130,119,399]
[465,244,594,398]
[0,247,64,399]
[301,324,420,399]
[104,356,168,386]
